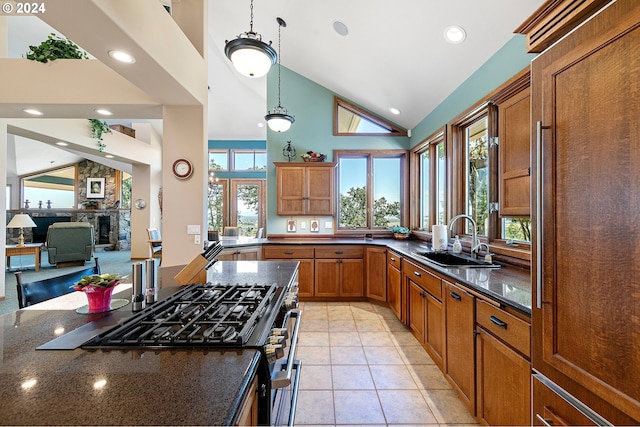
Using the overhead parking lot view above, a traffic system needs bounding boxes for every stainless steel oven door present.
[270,310,302,426]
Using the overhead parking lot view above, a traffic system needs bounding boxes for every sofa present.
[45,222,95,266]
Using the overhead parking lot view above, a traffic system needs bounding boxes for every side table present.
[6,243,43,272]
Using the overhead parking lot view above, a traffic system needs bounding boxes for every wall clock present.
[172,158,193,180]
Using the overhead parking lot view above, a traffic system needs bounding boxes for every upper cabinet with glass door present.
[334,97,408,136]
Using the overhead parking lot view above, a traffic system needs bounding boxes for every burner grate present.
[84,282,278,348]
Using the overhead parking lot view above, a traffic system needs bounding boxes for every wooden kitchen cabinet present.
[523,0,640,423]
[386,250,403,321]
[404,259,444,368]
[314,245,364,297]
[408,280,425,340]
[217,246,261,261]
[497,77,531,217]
[475,299,531,426]
[315,258,364,297]
[236,375,258,426]
[274,162,336,216]
[262,245,315,297]
[365,246,386,302]
[444,280,476,414]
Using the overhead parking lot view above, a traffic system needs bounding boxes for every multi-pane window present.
[232,150,267,171]
[231,180,264,236]
[465,117,489,237]
[208,151,228,170]
[415,130,446,231]
[336,151,406,230]
[502,218,531,242]
[207,178,227,232]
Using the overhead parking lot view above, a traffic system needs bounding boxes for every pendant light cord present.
[249,0,254,33]
[277,19,282,107]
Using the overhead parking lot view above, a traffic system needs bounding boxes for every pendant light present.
[265,17,295,132]
[225,0,277,78]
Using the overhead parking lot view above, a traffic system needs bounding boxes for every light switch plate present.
[300,222,307,229]
[324,221,333,229]
[187,225,200,235]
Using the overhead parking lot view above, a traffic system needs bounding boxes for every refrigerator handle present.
[536,121,549,309]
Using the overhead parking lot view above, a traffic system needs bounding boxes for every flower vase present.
[83,285,115,313]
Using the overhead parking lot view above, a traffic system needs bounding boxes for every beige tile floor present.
[294,301,478,426]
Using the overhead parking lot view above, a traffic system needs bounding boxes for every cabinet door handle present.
[413,271,422,277]
[489,315,507,328]
[284,251,294,255]
[449,292,461,301]
[335,251,344,254]
[390,257,396,261]
[419,292,426,298]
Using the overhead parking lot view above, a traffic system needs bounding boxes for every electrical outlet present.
[300,221,306,229]
[194,235,201,244]
[187,225,200,235]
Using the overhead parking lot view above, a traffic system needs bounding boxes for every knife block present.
[173,254,208,285]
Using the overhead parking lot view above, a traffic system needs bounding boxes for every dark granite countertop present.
[0,261,299,426]
[250,238,532,314]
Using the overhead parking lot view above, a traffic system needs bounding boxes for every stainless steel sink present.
[413,251,500,268]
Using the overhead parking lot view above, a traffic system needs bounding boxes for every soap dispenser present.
[452,235,462,254]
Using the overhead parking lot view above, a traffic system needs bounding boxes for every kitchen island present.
[0,261,299,426]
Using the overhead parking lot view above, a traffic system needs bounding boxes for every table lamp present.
[7,214,37,247]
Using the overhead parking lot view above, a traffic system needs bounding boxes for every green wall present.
[410,35,536,144]
[265,66,410,234]
[265,35,536,235]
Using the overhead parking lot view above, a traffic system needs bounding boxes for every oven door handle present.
[286,361,301,427]
[271,310,302,389]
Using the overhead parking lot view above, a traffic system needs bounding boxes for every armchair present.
[45,222,94,267]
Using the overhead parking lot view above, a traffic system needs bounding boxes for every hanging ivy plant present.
[89,119,112,152]
[25,33,89,63]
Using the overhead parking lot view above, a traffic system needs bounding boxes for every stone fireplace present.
[6,209,131,250]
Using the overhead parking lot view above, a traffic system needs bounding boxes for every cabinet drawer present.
[315,245,364,259]
[262,245,314,259]
[402,259,441,300]
[387,251,402,270]
[476,299,530,357]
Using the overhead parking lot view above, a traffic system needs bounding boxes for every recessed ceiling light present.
[333,20,349,36]
[95,109,113,116]
[55,141,69,147]
[108,50,136,63]
[104,154,114,159]
[389,107,401,115]
[23,108,43,116]
[444,25,466,44]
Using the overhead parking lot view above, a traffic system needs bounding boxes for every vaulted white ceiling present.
[5,0,543,174]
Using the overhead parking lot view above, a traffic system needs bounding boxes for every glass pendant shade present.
[225,36,277,78]
[265,17,294,132]
[265,107,295,132]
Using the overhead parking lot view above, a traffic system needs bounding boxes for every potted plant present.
[72,273,122,313]
[390,226,411,240]
[89,119,112,152]
[25,33,89,63]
